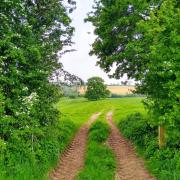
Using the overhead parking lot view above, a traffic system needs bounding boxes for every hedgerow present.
[0,119,76,179]
[118,113,180,180]
[0,0,76,179]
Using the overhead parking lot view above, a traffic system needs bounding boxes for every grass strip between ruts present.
[77,120,116,180]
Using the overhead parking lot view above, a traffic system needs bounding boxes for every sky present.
[60,0,127,84]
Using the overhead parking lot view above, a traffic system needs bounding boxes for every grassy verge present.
[0,119,76,180]
[117,113,180,180]
[78,120,116,180]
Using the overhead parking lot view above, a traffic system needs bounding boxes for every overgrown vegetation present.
[118,113,180,180]
[87,0,180,148]
[0,118,76,179]
[78,121,116,180]
[87,0,180,177]
[110,93,144,98]
[1,0,178,178]
[0,0,76,178]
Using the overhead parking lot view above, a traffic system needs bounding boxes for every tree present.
[133,0,180,148]
[86,0,156,80]
[85,77,110,100]
[0,89,4,118]
[87,0,180,148]
[0,0,76,176]
[0,0,75,137]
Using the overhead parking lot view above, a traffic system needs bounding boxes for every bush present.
[148,149,180,179]
[118,113,157,147]
[118,113,180,180]
[0,120,76,180]
[89,121,110,143]
[85,77,110,100]
[110,93,144,98]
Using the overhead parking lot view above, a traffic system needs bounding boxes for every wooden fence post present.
[158,125,166,148]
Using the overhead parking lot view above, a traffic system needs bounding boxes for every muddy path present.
[50,112,101,180]
[106,112,155,180]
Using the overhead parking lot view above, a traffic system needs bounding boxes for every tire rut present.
[50,112,101,180]
[106,112,155,180]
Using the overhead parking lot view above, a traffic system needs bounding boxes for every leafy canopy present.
[0,0,76,178]
[87,0,180,146]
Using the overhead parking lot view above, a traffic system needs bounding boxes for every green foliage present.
[135,0,180,145]
[85,77,110,100]
[0,119,76,180]
[118,113,157,147]
[78,121,116,180]
[0,0,75,179]
[110,93,144,98]
[86,0,151,79]
[89,121,110,142]
[87,0,180,147]
[0,89,4,122]
[118,113,180,179]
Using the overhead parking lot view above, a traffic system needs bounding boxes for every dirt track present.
[50,113,100,180]
[106,112,155,180]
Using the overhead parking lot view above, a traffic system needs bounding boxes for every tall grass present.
[78,121,116,180]
[118,113,180,180]
[0,120,76,180]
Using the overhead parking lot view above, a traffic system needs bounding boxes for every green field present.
[56,97,145,179]
[56,97,145,126]
[56,97,179,180]
[2,97,178,179]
